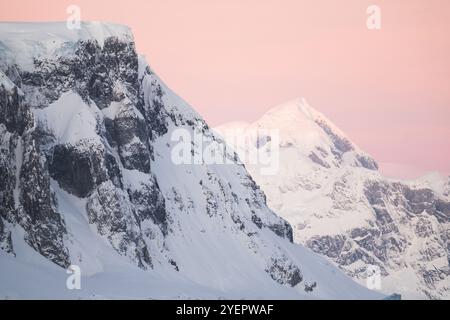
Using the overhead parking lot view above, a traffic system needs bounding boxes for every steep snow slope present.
[0,22,380,299]
[216,98,450,299]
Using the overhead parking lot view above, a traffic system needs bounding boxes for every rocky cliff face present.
[0,22,379,299]
[304,177,450,299]
[0,27,153,269]
[216,98,450,299]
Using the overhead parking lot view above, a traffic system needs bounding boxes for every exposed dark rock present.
[268,221,293,243]
[314,119,378,170]
[364,181,387,206]
[86,181,152,269]
[104,153,123,189]
[0,217,14,255]
[49,142,110,198]
[12,36,139,112]
[169,259,179,272]
[251,213,263,229]
[128,177,167,235]
[365,180,450,224]
[304,281,317,292]
[118,139,151,173]
[415,218,434,238]
[356,154,378,170]
[308,151,331,168]
[315,119,353,154]
[3,65,22,88]
[19,133,70,268]
[265,256,303,287]
[242,173,294,242]
[384,293,402,300]
[256,134,271,148]
[0,127,16,223]
[307,234,346,259]
[114,106,149,145]
[87,63,114,109]
[0,74,69,267]
[304,178,449,296]
[138,71,168,139]
[433,199,450,223]
[0,82,31,135]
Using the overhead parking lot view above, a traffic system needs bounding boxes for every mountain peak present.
[261,98,350,141]
[217,98,379,171]
[265,97,314,118]
[0,21,133,71]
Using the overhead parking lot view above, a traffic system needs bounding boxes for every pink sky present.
[1,0,449,179]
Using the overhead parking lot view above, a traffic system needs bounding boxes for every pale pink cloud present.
[1,0,449,179]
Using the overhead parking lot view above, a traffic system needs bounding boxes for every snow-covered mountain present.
[0,22,382,299]
[216,98,450,299]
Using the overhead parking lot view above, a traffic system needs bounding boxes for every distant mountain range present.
[216,98,450,299]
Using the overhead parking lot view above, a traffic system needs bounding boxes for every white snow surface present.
[0,22,383,300]
[0,22,132,71]
[216,98,450,299]
[33,91,102,145]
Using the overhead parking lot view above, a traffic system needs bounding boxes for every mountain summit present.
[216,97,378,173]
[216,99,450,299]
